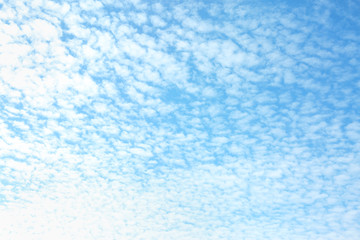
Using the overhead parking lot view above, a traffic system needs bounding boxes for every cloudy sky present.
[1,0,360,239]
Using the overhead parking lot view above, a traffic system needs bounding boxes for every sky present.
[0,0,360,239]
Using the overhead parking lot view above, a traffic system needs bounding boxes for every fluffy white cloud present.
[29,19,60,41]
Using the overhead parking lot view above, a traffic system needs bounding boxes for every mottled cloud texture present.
[1,0,360,239]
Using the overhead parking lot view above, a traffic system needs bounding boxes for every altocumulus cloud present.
[1,0,360,239]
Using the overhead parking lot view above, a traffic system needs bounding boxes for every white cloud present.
[29,19,60,41]
[129,147,153,157]
[130,12,148,25]
[0,0,359,239]
[346,122,360,141]
[150,15,166,27]
[79,0,103,11]
[71,74,99,97]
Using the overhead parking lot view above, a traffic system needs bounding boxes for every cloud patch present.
[0,0,360,239]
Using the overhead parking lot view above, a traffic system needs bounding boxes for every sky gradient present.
[1,0,360,239]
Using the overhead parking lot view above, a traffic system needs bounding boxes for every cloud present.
[0,0,360,239]
[29,19,60,41]
[150,15,167,27]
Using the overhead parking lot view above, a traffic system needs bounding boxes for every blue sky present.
[0,0,360,239]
